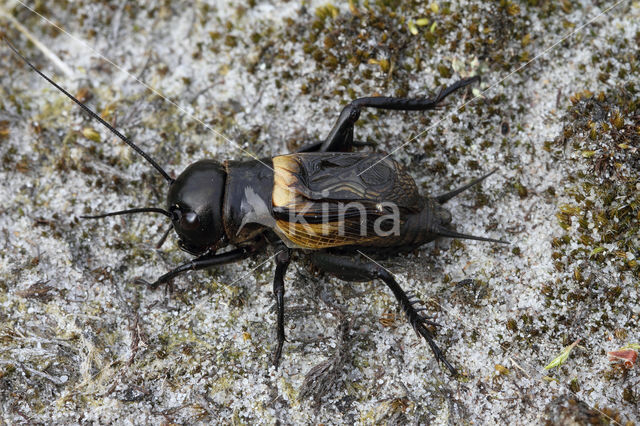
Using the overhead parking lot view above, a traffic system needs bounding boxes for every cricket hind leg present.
[319,76,479,153]
[296,140,374,153]
[309,251,458,376]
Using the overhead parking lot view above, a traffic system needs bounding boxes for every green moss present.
[551,85,639,281]
[278,0,542,100]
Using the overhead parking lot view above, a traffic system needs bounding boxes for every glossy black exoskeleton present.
[8,38,505,376]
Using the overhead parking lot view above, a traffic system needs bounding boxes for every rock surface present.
[1,0,638,423]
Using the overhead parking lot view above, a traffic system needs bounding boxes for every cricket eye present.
[180,211,200,231]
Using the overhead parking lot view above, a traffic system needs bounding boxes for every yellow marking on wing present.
[276,219,378,249]
[273,155,300,207]
[273,154,387,248]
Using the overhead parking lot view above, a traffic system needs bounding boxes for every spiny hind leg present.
[320,76,479,153]
[296,139,374,153]
[309,251,457,376]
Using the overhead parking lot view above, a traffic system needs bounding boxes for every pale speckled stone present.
[1,0,639,424]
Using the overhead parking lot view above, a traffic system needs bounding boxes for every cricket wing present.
[272,153,422,248]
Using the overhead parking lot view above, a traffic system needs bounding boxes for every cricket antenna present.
[3,37,174,184]
[80,207,173,219]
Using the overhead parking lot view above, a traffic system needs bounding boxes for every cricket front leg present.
[137,247,254,289]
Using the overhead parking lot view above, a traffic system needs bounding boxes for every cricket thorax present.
[222,159,276,245]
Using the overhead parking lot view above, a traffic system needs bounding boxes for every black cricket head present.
[4,37,227,255]
[167,160,227,255]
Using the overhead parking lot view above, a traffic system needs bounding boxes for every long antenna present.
[80,207,173,219]
[3,37,174,184]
